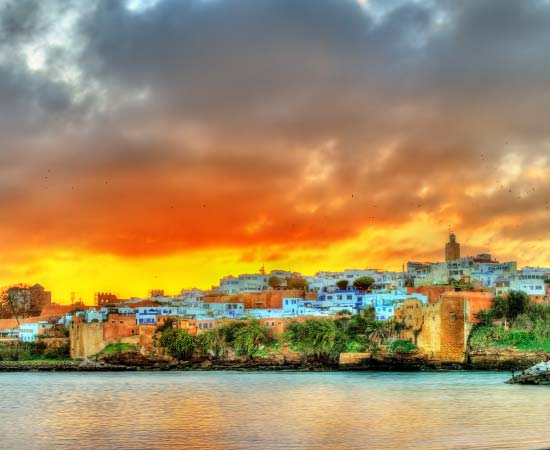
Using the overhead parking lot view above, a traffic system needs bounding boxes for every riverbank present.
[3,346,550,372]
[0,352,333,372]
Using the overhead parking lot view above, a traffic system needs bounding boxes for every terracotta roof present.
[121,300,161,308]
[0,319,18,330]
[40,304,92,318]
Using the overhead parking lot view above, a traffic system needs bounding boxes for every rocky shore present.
[3,347,550,372]
[507,371,550,385]
[0,360,125,372]
[0,352,334,372]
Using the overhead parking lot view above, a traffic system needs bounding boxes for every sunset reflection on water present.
[0,371,548,450]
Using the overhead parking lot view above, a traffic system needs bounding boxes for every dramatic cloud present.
[1,0,550,299]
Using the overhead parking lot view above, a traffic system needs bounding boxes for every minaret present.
[445,228,461,262]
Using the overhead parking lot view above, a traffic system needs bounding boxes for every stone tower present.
[445,229,460,262]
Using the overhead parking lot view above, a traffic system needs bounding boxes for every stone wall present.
[339,352,371,367]
[103,314,139,340]
[395,296,471,363]
[70,322,104,359]
[70,319,156,359]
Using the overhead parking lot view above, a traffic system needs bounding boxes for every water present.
[0,371,549,449]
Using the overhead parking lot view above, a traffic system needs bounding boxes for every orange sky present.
[1,0,550,302]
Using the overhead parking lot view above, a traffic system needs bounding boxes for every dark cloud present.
[1,0,550,262]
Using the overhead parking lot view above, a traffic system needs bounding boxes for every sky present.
[1,0,550,302]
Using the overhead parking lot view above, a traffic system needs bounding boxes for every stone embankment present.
[468,348,550,371]
[0,351,332,372]
[0,360,127,372]
[101,351,331,371]
[338,351,451,370]
[5,347,550,372]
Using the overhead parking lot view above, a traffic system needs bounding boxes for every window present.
[450,312,457,322]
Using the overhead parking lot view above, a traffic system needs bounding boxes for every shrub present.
[502,330,534,347]
[44,344,70,360]
[159,329,196,360]
[233,320,269,358]
[285,319,342,358]
[388,339,418,354]
[197,329,223,357]
[469,326,508,349]
[345,340,367,353]
[216,321,247,347]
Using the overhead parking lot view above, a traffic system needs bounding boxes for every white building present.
[18,321,49,343]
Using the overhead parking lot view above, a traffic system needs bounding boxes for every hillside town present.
[1,231,549,365]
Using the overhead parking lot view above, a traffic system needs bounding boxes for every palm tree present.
[367,320,388,345]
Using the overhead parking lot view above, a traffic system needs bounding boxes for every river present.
[0,371,549,449]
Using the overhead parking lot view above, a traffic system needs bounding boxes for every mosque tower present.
[445,228,461,262]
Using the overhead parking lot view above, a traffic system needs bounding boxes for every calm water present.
[0,371,549,449]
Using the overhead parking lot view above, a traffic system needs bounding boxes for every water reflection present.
[0,371,549,450]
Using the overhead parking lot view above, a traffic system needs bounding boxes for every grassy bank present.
[0,341,70,361]
[471,292,550,353]
[470,326,550,352]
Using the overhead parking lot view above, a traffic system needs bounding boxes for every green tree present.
[160,328,196,360]
[475,309,496,328]
[492,295,508,321]
[367,320,388,344]
[286,277,308,290]
[361,305,376,322]
[507,291,529,320]
[492,291,530,324]
[285,319,342,359]
[217,321,247,347]
[336,280,349,290]
[353,276,375,292]
[268,276,283,289]
[196,329,224,357]
[233,320,269,358]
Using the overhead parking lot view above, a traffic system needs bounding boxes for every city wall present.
[70,319,154,359]
[395,296,475,363]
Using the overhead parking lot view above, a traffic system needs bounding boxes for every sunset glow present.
[2,0,550,302]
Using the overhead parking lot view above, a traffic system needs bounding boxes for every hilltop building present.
[95,292,119,307]
[445,230,461,262]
